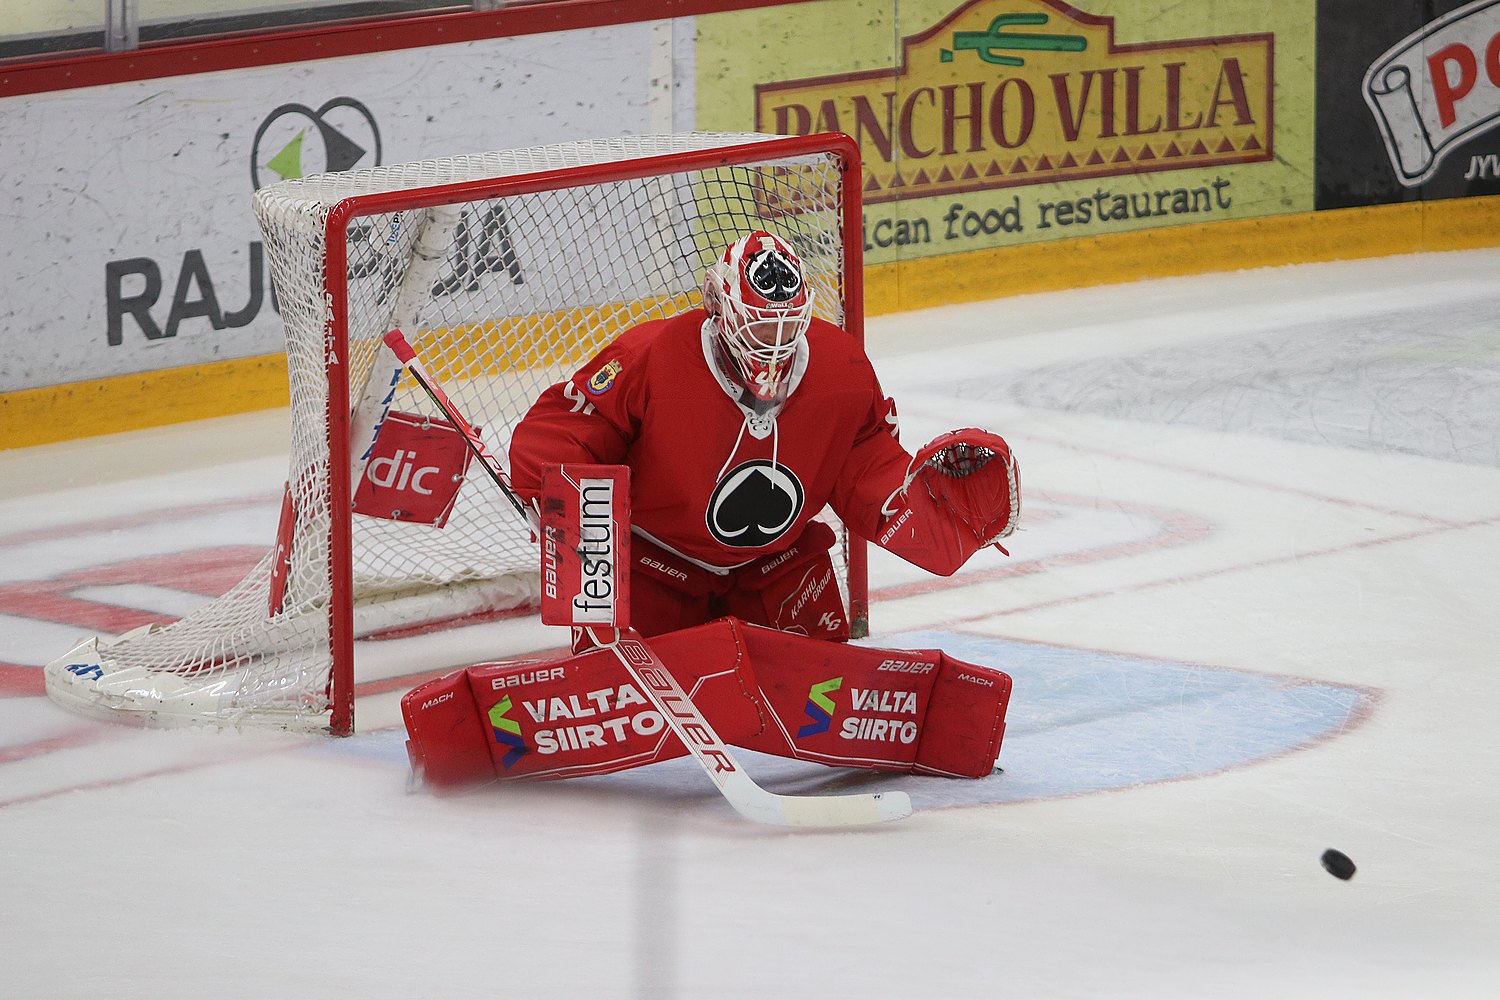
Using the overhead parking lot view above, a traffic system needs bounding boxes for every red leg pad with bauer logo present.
[403,620,766,788]
[404,618,1011,787]
[734,623,1011,778]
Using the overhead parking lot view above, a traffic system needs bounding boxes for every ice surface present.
[2,250,1498,998]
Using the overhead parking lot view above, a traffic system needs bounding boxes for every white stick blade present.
[771,789,913,828]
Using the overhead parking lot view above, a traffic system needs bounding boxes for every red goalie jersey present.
[508,231,1017,641]
[509,309,906,569]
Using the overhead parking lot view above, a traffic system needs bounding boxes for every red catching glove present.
[904,428,1019,554]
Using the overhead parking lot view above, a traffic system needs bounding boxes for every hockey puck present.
[1320,848,1356,880]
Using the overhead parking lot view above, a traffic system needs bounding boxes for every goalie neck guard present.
[701,231,814,403]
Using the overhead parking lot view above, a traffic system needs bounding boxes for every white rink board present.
[0,20,687,392]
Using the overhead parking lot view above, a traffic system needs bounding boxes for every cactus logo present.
[798,677,843,738]
[250,97,382,191]
[756,0,1273,206]
[488,695,527,769]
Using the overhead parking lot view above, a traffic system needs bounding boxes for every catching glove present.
[903,428,1019,554]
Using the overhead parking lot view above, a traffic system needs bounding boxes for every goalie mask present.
[702,231,814,402]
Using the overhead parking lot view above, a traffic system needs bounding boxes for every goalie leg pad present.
[403,620,765,786]
[734,623,1011,777]
[401,668,502,790]
[914,651,1011,778]
[403,619,1010,788]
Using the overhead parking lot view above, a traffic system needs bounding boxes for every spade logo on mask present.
[746,251,801,302]
[706,460,805,548]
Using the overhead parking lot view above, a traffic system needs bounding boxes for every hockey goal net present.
[45,131,867,734]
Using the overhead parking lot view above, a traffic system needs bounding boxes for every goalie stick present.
[382,329,538,533]
[583,626,911,827]
[384,328,912,828]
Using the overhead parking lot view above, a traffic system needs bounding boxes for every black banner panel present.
[1318,0,1500,207]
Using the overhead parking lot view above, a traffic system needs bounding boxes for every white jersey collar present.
[699,318,808,440]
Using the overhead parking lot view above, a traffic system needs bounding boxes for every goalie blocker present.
[402,616,1011,787]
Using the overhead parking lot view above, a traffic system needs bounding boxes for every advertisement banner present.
[1318,0,1500,207]
[0,21,674,393]
[697,0,1316,265]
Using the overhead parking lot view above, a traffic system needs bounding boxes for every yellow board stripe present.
[1,353,292,450]
[864,198,1500,315]
[4,198,1498,451]
[405,292,698,384]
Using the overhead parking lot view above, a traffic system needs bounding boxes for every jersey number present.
[564,382,596,415]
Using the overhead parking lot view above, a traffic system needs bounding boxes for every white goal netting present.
[45,132,858,733]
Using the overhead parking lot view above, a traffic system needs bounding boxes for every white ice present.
[2,249,1498,999]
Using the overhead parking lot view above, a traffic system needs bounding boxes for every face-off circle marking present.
[706,460,805,548]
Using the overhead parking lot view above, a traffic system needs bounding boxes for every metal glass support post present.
[105,0,139,53]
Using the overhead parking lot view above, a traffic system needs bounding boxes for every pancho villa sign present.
[755,0,1274,204]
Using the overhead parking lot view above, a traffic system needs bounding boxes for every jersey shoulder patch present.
[586,359,623,394]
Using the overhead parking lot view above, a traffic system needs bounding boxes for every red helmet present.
[701,231,814,401]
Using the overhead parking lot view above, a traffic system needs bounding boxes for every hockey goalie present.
[401,231,1019,795]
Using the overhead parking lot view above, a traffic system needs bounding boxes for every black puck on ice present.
[1321,848,1356,880]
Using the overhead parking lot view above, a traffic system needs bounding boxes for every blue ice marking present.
[880,630,1373,808]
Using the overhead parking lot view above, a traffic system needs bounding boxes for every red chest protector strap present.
[402,617,1010,788]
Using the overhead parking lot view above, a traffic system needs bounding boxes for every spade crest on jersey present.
[706,459,805,548]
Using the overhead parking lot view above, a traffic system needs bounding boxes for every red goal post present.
[44,131,868,735]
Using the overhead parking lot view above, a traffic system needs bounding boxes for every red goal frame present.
[318,132,868,735]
